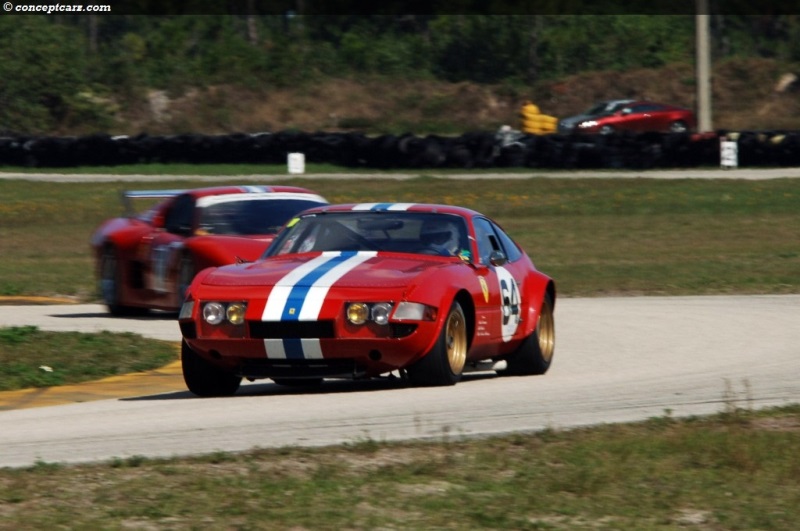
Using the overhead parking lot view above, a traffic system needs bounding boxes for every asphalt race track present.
[1,295,798,469]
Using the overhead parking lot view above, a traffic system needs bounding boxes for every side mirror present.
[489,250,508,266]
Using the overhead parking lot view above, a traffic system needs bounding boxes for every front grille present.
[248,320,335,339]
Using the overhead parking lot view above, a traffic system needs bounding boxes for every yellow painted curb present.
[0,360,186,411]
[0,296,80,305]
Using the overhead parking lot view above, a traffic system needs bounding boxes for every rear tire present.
[181,340,242,397]
[497,293,555,376]
[407,301,467,386]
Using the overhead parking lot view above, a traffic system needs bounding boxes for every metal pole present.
[696,0,713,132]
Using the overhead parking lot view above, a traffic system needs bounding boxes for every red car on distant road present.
[91,185,328,315]
[575,100,696,135]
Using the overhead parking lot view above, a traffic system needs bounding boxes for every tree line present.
[1,14,798,135]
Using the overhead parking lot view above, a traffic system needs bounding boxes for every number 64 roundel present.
[496,266,521,342]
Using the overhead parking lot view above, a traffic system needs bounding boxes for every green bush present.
[1,14,798,135]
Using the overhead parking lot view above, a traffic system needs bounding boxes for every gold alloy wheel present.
[445,307,467,375]
[536,298,555,363]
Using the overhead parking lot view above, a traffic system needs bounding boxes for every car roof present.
[124,185,321,200]
[186,185,321,198]
[296,202,482,218]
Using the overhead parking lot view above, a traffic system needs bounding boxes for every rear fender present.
[521,274,555,338]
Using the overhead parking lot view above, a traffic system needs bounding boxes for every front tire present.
[669,120,688,133]
[498,293,555,376]
[407,301,468,386]
[181,340,242,397]
[177,253,195,304]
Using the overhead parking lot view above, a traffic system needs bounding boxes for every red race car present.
[574,100,696,135]
[178,202,556,396]
[91,185,328,315]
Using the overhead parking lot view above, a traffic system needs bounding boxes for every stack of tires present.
[520,102,558,135]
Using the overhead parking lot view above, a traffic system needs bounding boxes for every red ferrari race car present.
[90,185,328,315]
[178,202,556,396]
[574,100,696,135]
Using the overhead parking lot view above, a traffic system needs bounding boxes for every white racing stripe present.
[261,251,378,359]
[351,202,416,211]
[261,253,335,321]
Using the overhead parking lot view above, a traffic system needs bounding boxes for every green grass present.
[1,406,798,529]
[1,174,799,299]
[0,326,177,391]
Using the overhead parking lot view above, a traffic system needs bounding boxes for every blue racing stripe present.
[282,338,305,360]
[280,251,357,321]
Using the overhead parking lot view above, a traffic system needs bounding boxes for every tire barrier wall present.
[1,130,798,170]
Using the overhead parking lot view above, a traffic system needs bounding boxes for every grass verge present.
[0,326,177,391]
[1,405,798,529]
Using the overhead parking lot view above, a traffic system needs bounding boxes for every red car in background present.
[90,185,328,315]
[575,100,696,135]
[178,202,556,396]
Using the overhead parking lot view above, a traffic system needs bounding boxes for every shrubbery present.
[1,14,797,135]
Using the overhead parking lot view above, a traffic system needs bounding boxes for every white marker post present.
[720,140,738,169]
[288,152,306,174]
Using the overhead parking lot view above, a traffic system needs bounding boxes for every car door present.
[145,193,195,296]
[471,217,525,346]
[626,103,663,131]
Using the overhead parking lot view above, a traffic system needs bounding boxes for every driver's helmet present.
[420,217,461,255]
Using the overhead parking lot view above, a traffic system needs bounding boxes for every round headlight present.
[226,302,246,325]
[203,302,225,325]
[347,302,369,325]
[371,302,393,326]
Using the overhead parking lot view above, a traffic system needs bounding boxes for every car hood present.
[559,113,594,127]
[201,251,456,290]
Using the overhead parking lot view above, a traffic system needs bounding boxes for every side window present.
[164,195,195,235]
[492,222,523,263]
[473,218,502,265]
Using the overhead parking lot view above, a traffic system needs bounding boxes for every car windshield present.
[266,212,471,258]
[585,102,610,115]
[198,197,326,236]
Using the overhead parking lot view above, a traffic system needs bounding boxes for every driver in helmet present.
[420,217,462,256]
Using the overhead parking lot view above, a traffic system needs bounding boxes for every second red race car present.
[178,202,556,396]
[90,185,328,315]
[574,100,696,135]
